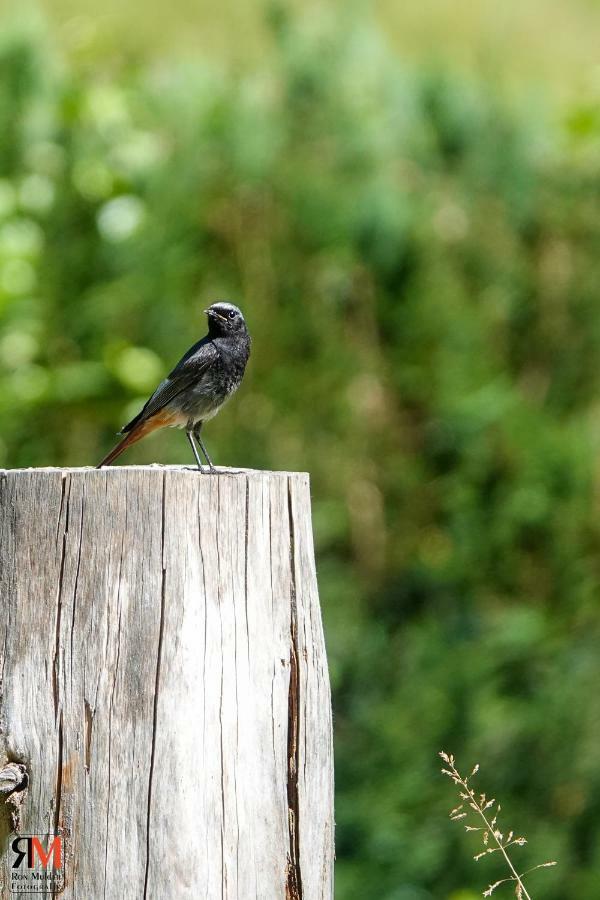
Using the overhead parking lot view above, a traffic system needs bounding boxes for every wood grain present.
[0,466,334,899]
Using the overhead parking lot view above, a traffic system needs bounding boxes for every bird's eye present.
[228,310,236,319]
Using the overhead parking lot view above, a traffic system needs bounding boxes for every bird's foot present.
[193,463,218,474]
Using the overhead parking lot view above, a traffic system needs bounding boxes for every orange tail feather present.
[96,411,179,468]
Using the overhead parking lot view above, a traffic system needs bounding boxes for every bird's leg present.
[186,429,205,473]
[193,422,216,472]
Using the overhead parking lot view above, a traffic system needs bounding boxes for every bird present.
[97,301,251,471]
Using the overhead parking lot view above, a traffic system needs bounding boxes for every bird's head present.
[205,301,247,337]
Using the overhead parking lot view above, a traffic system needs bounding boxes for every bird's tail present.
[96,411,178,468]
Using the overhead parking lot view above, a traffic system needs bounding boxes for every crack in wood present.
[53,476,70,720]
[216,477,227,895]
[285,478,303,900]
[243,476,250,667]
[103,539,124,898]
[143,471,167,900]
[69,488,85,696]
[83,700,93,773]
[53,710,64,838]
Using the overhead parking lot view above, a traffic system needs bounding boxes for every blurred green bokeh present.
[2,3,600,897]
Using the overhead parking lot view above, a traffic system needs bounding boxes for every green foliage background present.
[2,5,600,897]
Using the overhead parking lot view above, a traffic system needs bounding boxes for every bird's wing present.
[122,341,219,432]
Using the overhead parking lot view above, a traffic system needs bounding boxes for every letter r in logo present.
[10,837,27,869]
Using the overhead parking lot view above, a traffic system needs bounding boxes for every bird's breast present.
[171,352,247,423]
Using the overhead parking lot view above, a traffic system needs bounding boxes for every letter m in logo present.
[30,836,62,869]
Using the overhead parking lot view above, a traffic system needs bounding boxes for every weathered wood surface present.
[0,466,334,899]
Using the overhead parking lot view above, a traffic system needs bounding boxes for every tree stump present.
[0,466,334,899]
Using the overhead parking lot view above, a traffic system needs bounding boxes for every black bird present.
[97,302,251,471]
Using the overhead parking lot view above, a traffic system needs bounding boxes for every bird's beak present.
[205,308,227,322]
